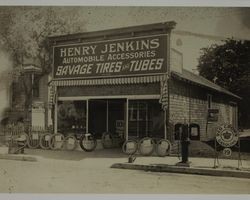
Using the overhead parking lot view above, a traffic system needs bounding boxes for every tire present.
[79,133,97,152]
[63,134,78,151]
[101,132,113,149]
[39,133,52,150]
[27,132,40,149]
[49,133,65,150]
[122,140,138,155]
[15,133,29,148]
[156,139,172,157]
[138,137,155,156]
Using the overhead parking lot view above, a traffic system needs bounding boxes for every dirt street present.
[0,149,250,194]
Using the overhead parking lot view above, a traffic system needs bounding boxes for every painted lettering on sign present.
[53,35,168,79]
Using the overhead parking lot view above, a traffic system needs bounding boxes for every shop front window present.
[128,100,164,139]
[57,101,86,135]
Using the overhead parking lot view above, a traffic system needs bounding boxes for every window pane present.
[128,100,165,139]
[57,101,86,135]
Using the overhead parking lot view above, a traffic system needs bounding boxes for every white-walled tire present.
[49,133,65,150]
[63,134,78,151]
[138,137,155,156]
[156,139,171,157]
[122,140,138,155]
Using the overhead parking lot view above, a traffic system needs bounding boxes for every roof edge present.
[48,21,176,42]
[171,70,241,100]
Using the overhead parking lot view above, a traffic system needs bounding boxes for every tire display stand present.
[213,138,242,169]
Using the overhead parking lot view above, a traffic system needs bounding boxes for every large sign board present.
[53,34,168,79]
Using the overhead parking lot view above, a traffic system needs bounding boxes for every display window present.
[128,99,164,139]
[57,101,86,136]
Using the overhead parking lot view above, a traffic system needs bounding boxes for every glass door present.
[128,99,164,139]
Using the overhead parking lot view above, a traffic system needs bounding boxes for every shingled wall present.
[169,78,236,141]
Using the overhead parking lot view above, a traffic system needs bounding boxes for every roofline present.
[171,70,241,100]
[48,21,176,43]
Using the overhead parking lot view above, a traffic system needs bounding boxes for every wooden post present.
[86,99,89,134]
[126,98,129,141]
[54,99,57,134]
[106,100,109,132]
[164,109,167,139]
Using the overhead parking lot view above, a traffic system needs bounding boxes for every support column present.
[86,99,89,134]
[126,98,129,141]
[106,100,109,132]
[164,109,167,139]
[54,100,57,134]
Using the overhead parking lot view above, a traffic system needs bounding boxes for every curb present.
[0,154,37,162]
[111,163,250,179]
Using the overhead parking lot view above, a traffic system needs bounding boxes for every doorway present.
[88,99,126,139]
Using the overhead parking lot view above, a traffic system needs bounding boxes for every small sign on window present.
[207,109,219,122]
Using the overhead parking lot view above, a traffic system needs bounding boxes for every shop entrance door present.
[88,99,126,139]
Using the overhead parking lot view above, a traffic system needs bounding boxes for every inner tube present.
[58,104,67,120]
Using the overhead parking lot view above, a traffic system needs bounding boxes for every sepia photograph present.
[0,0,250,198]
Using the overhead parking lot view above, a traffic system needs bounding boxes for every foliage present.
[0,7,86,113]
[197,39,250,128]
[0,7,86,72]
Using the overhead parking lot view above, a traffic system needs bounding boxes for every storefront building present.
[47,21,240,143]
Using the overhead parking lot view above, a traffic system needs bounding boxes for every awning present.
[50,75,168,87]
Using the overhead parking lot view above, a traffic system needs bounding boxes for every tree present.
[0,7,86,117]
[197,39,250,128]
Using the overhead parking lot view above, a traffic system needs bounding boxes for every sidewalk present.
[1,146,250,179]
[111,154,250,179]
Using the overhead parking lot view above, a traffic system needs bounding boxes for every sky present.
[72,6,250,72]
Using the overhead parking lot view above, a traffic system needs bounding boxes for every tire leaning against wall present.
[39,133,52,150]
[79,133,97,152]
[156,139,172,157]
[138,137,155,156]
[27,132,40,149]
[63,134,78,151]
[122,140,138,155]
[14,132,29,149]
[49,133,65,150]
